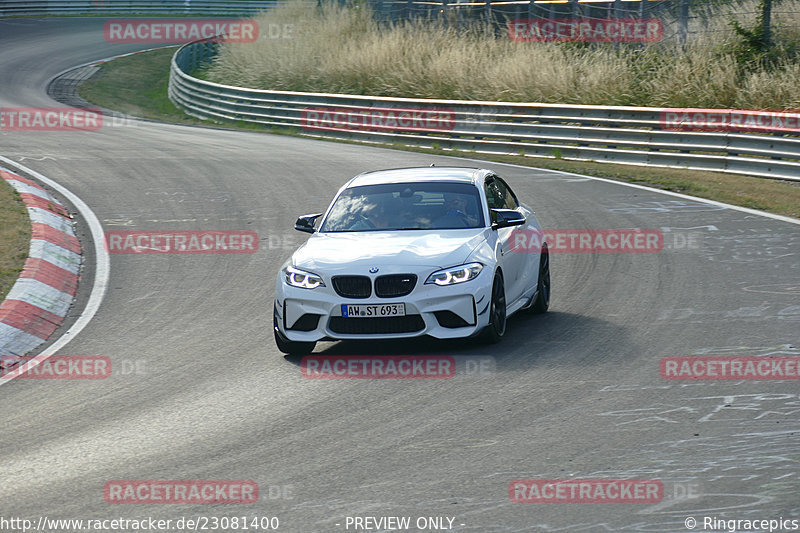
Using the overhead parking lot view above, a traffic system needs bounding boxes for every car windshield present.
[320,182,485,232]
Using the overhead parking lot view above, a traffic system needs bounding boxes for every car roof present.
[346,167,489,188]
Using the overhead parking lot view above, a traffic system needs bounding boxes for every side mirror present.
[295,213,323,234]
[491,209,526,230]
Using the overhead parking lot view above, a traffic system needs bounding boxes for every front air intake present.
[332,276,372,298]
[374,274,417,298]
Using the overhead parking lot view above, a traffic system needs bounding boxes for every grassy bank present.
[0,177,31,301]
[79,47,202,123]
[202,0,800,109]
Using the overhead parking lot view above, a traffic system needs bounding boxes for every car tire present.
[531,246,550,314]
[274,314,316,356]
[482,271,507,344]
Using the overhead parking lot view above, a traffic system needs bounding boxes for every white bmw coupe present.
[274,167,550,355]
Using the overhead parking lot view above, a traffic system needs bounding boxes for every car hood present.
[292,230,487,272]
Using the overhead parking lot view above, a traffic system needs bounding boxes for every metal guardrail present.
[0,0,280,16]
[167,41,800,181]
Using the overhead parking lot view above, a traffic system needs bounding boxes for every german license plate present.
[341,303,406,318]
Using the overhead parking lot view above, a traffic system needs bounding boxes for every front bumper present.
[274,273,493,342]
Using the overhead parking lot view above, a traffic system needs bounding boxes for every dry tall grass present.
[204,0,800,109]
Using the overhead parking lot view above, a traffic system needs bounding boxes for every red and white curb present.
[0,167,81,367]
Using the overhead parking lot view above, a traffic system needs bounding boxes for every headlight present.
[284,266,325,289]
[425,263,483,286]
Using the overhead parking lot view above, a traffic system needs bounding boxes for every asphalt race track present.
[1,18,798,533]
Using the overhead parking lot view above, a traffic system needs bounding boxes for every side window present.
[496,178,519,209]
[484,177,504,223]
[484,177,518,223]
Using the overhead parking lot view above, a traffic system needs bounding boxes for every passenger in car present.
[433,192,478,227]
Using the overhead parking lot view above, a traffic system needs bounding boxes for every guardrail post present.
[679,0,689,43]
[762,0,772,48]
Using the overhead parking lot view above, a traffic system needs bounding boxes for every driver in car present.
[349,199,391,230]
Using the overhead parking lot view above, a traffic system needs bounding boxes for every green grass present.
[0,177,31,301]
[77,47,800,220]
[79,47,203,124]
